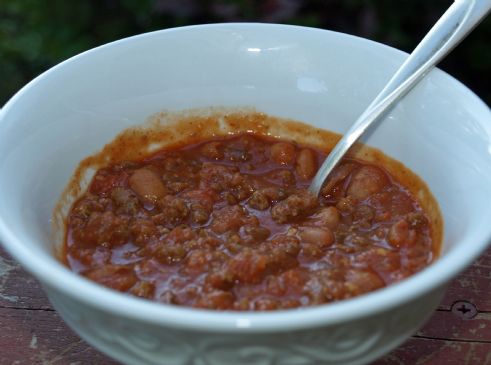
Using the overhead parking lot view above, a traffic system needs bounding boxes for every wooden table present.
[1,246,490,364]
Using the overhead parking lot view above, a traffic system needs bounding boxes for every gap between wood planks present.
[413,334,491,344]
[0,304,55,312]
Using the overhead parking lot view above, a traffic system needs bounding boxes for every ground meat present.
[353,248,402,281]
[199,163,238,191]
[271,189,318,223]
[129,281,155,298]
[184,249,215,275]
[228,249,268,284]
[270,234,301,257]
[194,290,235,310]
[89,169,130,195]
[166,225,197,244]
[130,219,158,245]
[387,218,417,248]
[205,269,235,291]
[71,195,105,220]
[111,188,139,215]
[185,188,216,205]
[248,187,287,210]
[303,269,348,304]
[157,195,189,225]
[189,204,210,224]
[210,205,257,234]
[141,239,187,265]
[406,212,428,229]
[72,211,129,247]
[259,235,301,273]
[161,156,190,172]
[83,265,137,291]
[248,190,270,210]
[229,173,254,201]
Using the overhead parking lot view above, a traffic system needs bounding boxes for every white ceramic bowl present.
[1,24,491,365]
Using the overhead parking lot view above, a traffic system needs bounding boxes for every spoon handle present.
[309,0,491,196]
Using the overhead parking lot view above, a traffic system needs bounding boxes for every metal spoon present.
[309,0,491,196]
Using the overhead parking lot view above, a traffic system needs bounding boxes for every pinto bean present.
[296,148,317,179]
[299,226,334,247]
[310,206,341,229]
[345,269,385,294]
[347,165,389,200]
[271,142,296,165]
[129,168,167,204]
[241,225,271,241]
[320,163,358,196]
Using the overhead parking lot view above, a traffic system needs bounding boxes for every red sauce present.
[65,133,436,310]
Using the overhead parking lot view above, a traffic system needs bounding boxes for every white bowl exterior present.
[1,24,491,364]
[46,283,446,365]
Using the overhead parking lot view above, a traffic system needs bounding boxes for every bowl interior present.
[1,24,490,326]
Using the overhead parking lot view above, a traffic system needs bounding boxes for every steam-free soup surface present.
[66,134,435,310]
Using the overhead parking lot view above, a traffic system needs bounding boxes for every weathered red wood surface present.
[1,245,490,365]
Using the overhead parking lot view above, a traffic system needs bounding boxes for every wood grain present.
[438,248,491,312]
[372,337,491,365]
[1,245,490,365]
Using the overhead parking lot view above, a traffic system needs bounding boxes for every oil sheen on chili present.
[66,134,435,311]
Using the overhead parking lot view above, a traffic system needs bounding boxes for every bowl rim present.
[1,22,491,333]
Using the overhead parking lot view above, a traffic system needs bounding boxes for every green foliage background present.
[1,0,490,106]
